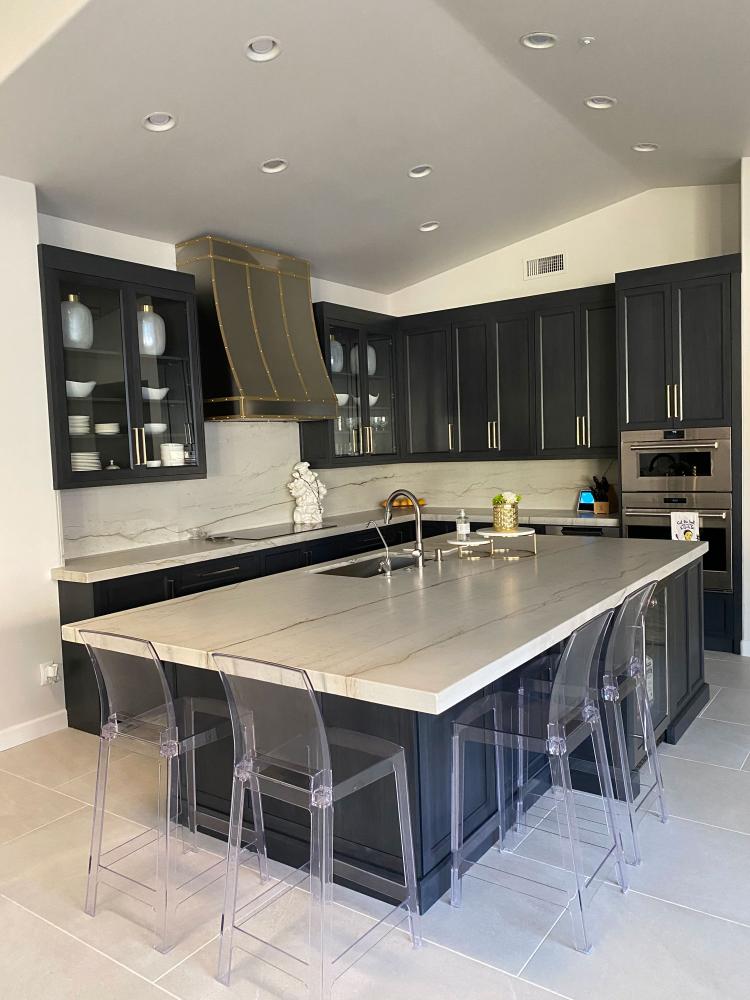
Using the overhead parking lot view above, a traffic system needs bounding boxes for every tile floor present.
[1,649,749,999]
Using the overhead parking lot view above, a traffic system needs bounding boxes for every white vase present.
[61,294,94,349]
[138,304,166,356]
[350,344,376,376]
[330,336,343,373]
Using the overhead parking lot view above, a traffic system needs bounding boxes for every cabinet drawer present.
[175,554,260,596]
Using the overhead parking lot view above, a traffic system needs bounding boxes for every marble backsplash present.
[59,421,618,557]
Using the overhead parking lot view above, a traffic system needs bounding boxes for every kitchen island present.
[62,533,708,908]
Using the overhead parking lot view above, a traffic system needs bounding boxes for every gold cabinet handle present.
[133,427,141,466]
[674,383,682,421]
[666,384,672,419]
[575,416,581,446]
[140,427,147,464]
[583,414,590,447]
[366,425,373,454]
[493,420,499,450]
[448,422,454,451]
[487,421,493,449]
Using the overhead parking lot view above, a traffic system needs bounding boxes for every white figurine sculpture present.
[287,461,327,525]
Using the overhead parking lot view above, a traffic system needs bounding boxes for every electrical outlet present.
[39,661,61,686]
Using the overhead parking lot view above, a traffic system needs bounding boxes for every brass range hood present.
[176,235,336,421]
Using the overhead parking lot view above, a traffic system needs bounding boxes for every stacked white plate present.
[68,415,91,437]
[71,451,102,472]
[94,422,120,435]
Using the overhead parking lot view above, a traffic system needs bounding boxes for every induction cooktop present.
[209,519,339,542]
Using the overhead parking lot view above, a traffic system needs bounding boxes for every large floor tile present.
[522,882,750,1000]
[657,755,750,833]
[0,727,129,789]
[659,717,750,769]
[0,769,85,845]
[0,896,174,1000]
[58,751,162,827]
[0,805,245,981]
[624,813,750,925]
[160,893,563,1000]
[702,687,750,726]
[705,654,750,691]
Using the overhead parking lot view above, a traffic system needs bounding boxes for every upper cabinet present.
[616,256,738,431]
[534,287,617,457]
[39,245,206,489]
[400,317,454,458]
[299,303,399,466]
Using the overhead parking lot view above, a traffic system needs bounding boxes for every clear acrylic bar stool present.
[80,630,263,953]
[600,581,669,865]
[450,610,629,954]
[212,653,421,1000]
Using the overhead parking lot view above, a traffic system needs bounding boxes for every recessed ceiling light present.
[578,36,596,46]
[246,36,281,62]
[585,95,617,110]
[419,221,440,233]
[520,32,558,50]
[260,158,288,174]
[142,112,176,132]
[409,164,433,179]
[632,142,659,153]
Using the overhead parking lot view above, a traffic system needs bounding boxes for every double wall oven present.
[621,427,732,592]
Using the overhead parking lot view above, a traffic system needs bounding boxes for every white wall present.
[0,177,67,749]
[38,214,176,269]
[390,185,740,314]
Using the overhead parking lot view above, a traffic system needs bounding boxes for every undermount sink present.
[315,554,418,579]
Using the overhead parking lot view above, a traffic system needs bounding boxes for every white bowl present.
[145,459,162,468]
[66,380,96,398]
[369,393,379,407]
[144,422,167,435]
[336,393,349,406]
[142,386,169,401]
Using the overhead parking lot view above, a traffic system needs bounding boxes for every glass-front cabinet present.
[300,302,399,467]
[40,245,206,489]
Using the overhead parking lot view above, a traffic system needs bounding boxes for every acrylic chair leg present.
[514,683,527,835]
[393,752,422,947]
[590,718,629,893]
[156,754,180,953]
[179,700,198,854]
[216,775,245,986]
[604,697,641,867]
[309,803,334,1000]
[492,701,507,851]
[636,676,669,824]
[247,775,269,882]
[450,728,465,908]
[549,752,591,954]
[84,736,111,916]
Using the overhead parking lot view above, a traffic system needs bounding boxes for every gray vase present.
[61,294,94,349]
[138,304,166,356]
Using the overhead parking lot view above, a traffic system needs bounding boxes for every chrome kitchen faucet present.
[384,489,424,568]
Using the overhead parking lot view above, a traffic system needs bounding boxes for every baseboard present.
[740,639,750,657]
[0,708,69,753]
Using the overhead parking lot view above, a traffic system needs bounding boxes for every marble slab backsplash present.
[60,421,617,558]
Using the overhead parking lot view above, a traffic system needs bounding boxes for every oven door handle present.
[624,509,727,519]
[628,441,719,452]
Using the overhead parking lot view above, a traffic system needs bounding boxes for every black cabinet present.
[666,561,705,722]
[452,316,498,457]
[616,256,738,431]
[39,245,206,489]
[299,303,399,467]
[400,318,454,458]
[535,287,617,457]
[496,310,535,457]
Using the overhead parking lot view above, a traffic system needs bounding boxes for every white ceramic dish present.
[142,386,169,401]
[144,422,167,435]
[66,380,96,398]
[336,393,349,406]
[146,459,162,468]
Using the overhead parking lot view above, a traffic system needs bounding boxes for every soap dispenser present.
[456,508,470,541]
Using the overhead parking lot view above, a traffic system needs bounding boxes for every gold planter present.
[493,503,519,532]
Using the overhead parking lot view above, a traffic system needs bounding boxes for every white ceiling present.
[0,0,746,292]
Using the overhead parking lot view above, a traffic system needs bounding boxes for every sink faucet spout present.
[384,490,424,568]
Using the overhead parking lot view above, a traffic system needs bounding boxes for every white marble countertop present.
[62,533,704,715]
[51,506,620,584]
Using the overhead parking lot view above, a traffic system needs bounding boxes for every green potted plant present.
[492,491,522,532]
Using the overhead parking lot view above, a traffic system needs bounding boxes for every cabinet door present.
[618,284,673,430]
[666,569,691,716]
[672,275,731,427]
[580,300,617,449]
[452,319,498,456]
[535,305,579,455]
[129,287,206,475]
[327,324,367,459]
[363,331,398,458]
[496,313,534,457]
[261,546,313,576]
[401,324,453,456]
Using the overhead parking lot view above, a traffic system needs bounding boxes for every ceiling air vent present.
[524,252,566,280]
